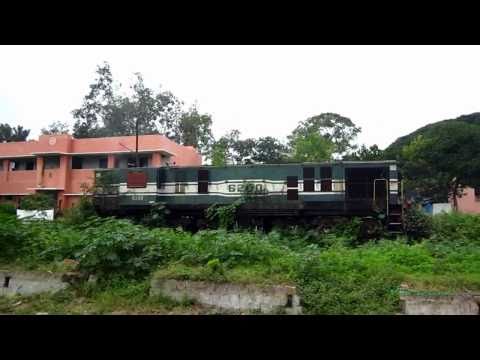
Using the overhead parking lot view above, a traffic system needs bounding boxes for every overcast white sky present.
[1,45,479,149]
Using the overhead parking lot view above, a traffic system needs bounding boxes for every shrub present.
[404,207,433,240]
[0,203,16,215]
[19,193,55,210]
[23,220,86,262]
[141,202,170,228]
[61,197,97,225]
[0,213,27,260]
[205,199,243,229]
[431,212,480,245]
[74,217,162,278]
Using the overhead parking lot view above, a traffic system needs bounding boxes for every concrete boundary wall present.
[400,293,479,315]
[0,270,68,297]
[150,278,302,314]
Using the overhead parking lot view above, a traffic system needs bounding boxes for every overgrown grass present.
[1,211,480,314]
[0,278,206,315]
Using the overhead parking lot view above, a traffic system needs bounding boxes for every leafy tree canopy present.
[72,64,183,139]
[41,121,70,135]
[171,104,214,157]
[343,144,385,161]
[399,122,480,204]
[210,131,289,166]
[385,112,480,159]
[252,137,288,164]
[288,113,361,158]
[0,124,30,142]
[290,131,334,162]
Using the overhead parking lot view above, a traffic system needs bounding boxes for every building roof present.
[0,134,199,161]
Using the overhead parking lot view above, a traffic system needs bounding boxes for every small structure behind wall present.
[432,203,452,215]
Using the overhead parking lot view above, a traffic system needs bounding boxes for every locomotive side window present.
[320,166,332,192]
[198,169,209,194]
[157,168,166,189]
[287,176,298,188]
[175,170,187,193]
[303,167,314,192]
[286,176,298,200]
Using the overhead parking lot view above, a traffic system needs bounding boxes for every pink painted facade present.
[0,134,202,210]
[450,187,480,214]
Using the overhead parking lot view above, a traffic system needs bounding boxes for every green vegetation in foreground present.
[0,278,213,315]
[2,205,480,314]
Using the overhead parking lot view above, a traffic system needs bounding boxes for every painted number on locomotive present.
[228,183,266,193]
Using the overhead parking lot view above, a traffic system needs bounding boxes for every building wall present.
[453,187,480,214]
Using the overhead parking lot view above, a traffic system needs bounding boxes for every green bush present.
[141,202,170,228]
[74,217,162,278]
[0,203,16,215]
[431,212,480,245]
[3,207,480,314]
[0,213,27,260]
[404,207,433,240]
[61,197,97,225]
[19,193,55,210]
[23,220,86,263]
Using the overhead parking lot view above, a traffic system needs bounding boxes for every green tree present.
[72,62,183,139]
[211,139,229,166]
[290,131,334,162]
[288,113,361,158]
[400,123,480,207]
[232,138,257,164]
[172,104,214,157]
[72,62,114,138]
[41,121,70,135]
[252,136,287,164]
[343,144,385,161]
[0,124,30,142]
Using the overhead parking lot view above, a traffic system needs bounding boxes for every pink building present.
[0,134,202,210]
[451,187,480,214]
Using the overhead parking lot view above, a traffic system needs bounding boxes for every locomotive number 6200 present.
[228,183,265,193]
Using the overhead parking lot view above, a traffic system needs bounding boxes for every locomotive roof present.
[155,160,397,170]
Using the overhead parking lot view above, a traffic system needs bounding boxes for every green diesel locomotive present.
[93,160,404,233]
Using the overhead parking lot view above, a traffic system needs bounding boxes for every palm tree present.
[10,125,30,141]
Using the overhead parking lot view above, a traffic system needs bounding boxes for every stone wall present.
[0,270,68,297]
[400,294,479,315]
[150,278,302,314]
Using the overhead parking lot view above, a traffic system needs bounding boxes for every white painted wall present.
[17,209,54,221]
[432,203,452,215]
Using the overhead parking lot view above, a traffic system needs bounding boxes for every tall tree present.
[232,138,257,164]
[211,138,229,166]
[400,122,480,206]
[0,124,30,142]
[72,62,183,139]
[290,131,334,162]
[72,62,114,138]
[288,113,361,158]
[210,130,241,166]
[252,136,288,164]
[172,105,214,157]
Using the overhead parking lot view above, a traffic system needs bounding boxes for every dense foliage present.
[19,193,55,210]
[1,210,480,314]
[385,113,480,203]
[0,123,30,142]
[403,207,433,240]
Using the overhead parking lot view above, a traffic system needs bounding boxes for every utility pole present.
[135,116,139,168]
